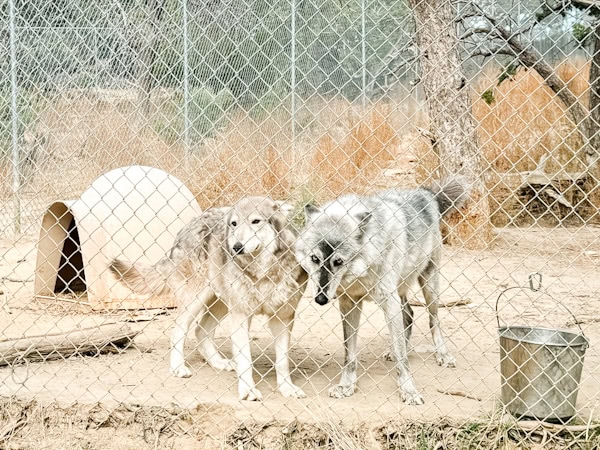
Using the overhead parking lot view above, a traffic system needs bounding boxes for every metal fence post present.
[9,0,21,234]
[291,0,297,157]
[361,0,367,109]
[182,0,191,154]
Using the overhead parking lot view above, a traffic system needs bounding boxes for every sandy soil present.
[1,225,600,447]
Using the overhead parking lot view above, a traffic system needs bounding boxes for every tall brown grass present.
[6,58,594,224]
[472,59,588,174]
[311,103,399,201]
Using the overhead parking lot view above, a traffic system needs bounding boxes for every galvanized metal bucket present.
[496,273,589,421]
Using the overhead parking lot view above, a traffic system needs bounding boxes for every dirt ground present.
[1,225,600,448]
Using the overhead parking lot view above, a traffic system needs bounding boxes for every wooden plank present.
[500,171,587,190]
[0,323,139,366]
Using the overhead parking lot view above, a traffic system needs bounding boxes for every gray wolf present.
[295,176,469,405]
[110,196,308,401]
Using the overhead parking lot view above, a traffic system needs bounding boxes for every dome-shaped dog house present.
[34,166,201,310]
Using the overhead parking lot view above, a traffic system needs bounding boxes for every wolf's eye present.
[252,219,261,225]
[332,258,344,267]
[231,221,237,227]
[310,255,320,264]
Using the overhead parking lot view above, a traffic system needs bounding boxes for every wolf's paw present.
[209,357,236,372]
[239,386,263,401]
[401,390,425,405]
[170,364,193,378]
[279,383,307,399]
[328,384,355,398]
[436,352,456,368]
[383,349,395,362]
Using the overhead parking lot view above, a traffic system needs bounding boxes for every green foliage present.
[247,82,291,121]
[0,0,413,107]
[497,63,518,86]
[573,23,593,47]
[481,88,495,105]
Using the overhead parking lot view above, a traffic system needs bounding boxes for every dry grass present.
[21,94,404,210]
[26,93,183,200]
[185,109,296,209]
[2,397,599,449]
[468,59,593,225]
[472,62,587,175]
[310,103,400,201]
[1,57,597,229]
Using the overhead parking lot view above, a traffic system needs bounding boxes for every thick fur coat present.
[111,196,308,401]
[295,176,469,405]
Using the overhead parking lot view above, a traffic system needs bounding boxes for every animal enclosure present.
[1,0,600,448]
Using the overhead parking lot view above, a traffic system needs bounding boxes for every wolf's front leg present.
[329,296,363,398]
[230,313,262,401]
[268,315,306,398]
[384,290,424,405]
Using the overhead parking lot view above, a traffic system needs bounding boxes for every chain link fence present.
[1,0,600,447]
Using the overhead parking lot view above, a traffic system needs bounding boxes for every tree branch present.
[460,27,493,40]
[460,0,595,166]
[463,2,588,128]
[469,46,514,58]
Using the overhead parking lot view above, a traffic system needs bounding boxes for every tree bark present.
[137,0,166,116]
[585,22,600,212]
[409,0,491,249]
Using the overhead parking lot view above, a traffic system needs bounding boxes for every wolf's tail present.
[428,175,471,217]
[109,257,174,296]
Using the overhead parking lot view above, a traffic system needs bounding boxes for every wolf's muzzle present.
[232,242,244,255]
[315,292,329,305]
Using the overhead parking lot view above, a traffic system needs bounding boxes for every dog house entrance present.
[35,166,203,309]
[54,217,86,294]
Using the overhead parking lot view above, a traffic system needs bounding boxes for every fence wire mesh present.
[1,0,600,448]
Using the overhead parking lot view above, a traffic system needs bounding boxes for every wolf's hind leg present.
[195,298,235,371]
[419,262,456,368]
[170,288,216,377]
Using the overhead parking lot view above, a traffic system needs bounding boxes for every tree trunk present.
[409,0,491,249]
[137,0,166,117]
[585,22,600,213]
[0,323,138,366]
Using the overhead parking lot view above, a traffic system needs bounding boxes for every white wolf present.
[295,177,469,405]
[110,196,308,401]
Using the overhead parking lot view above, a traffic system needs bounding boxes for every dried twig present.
[565,315,600,327]
[436,388,482,401]
[0,277,33,283]
[409,298,472,308]
[518,420,600,433]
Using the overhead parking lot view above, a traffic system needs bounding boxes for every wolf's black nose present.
[233,242,244,254]
[315,293,329,305]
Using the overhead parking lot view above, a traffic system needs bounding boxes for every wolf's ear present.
[269,212,286,233]
[269,202,295,251]
[304,204,321,221]
[355,211,371,237]
[275,200,294,220]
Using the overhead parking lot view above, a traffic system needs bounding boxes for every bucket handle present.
[495,272,585,336]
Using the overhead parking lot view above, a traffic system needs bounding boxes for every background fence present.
[1,0,600,448]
